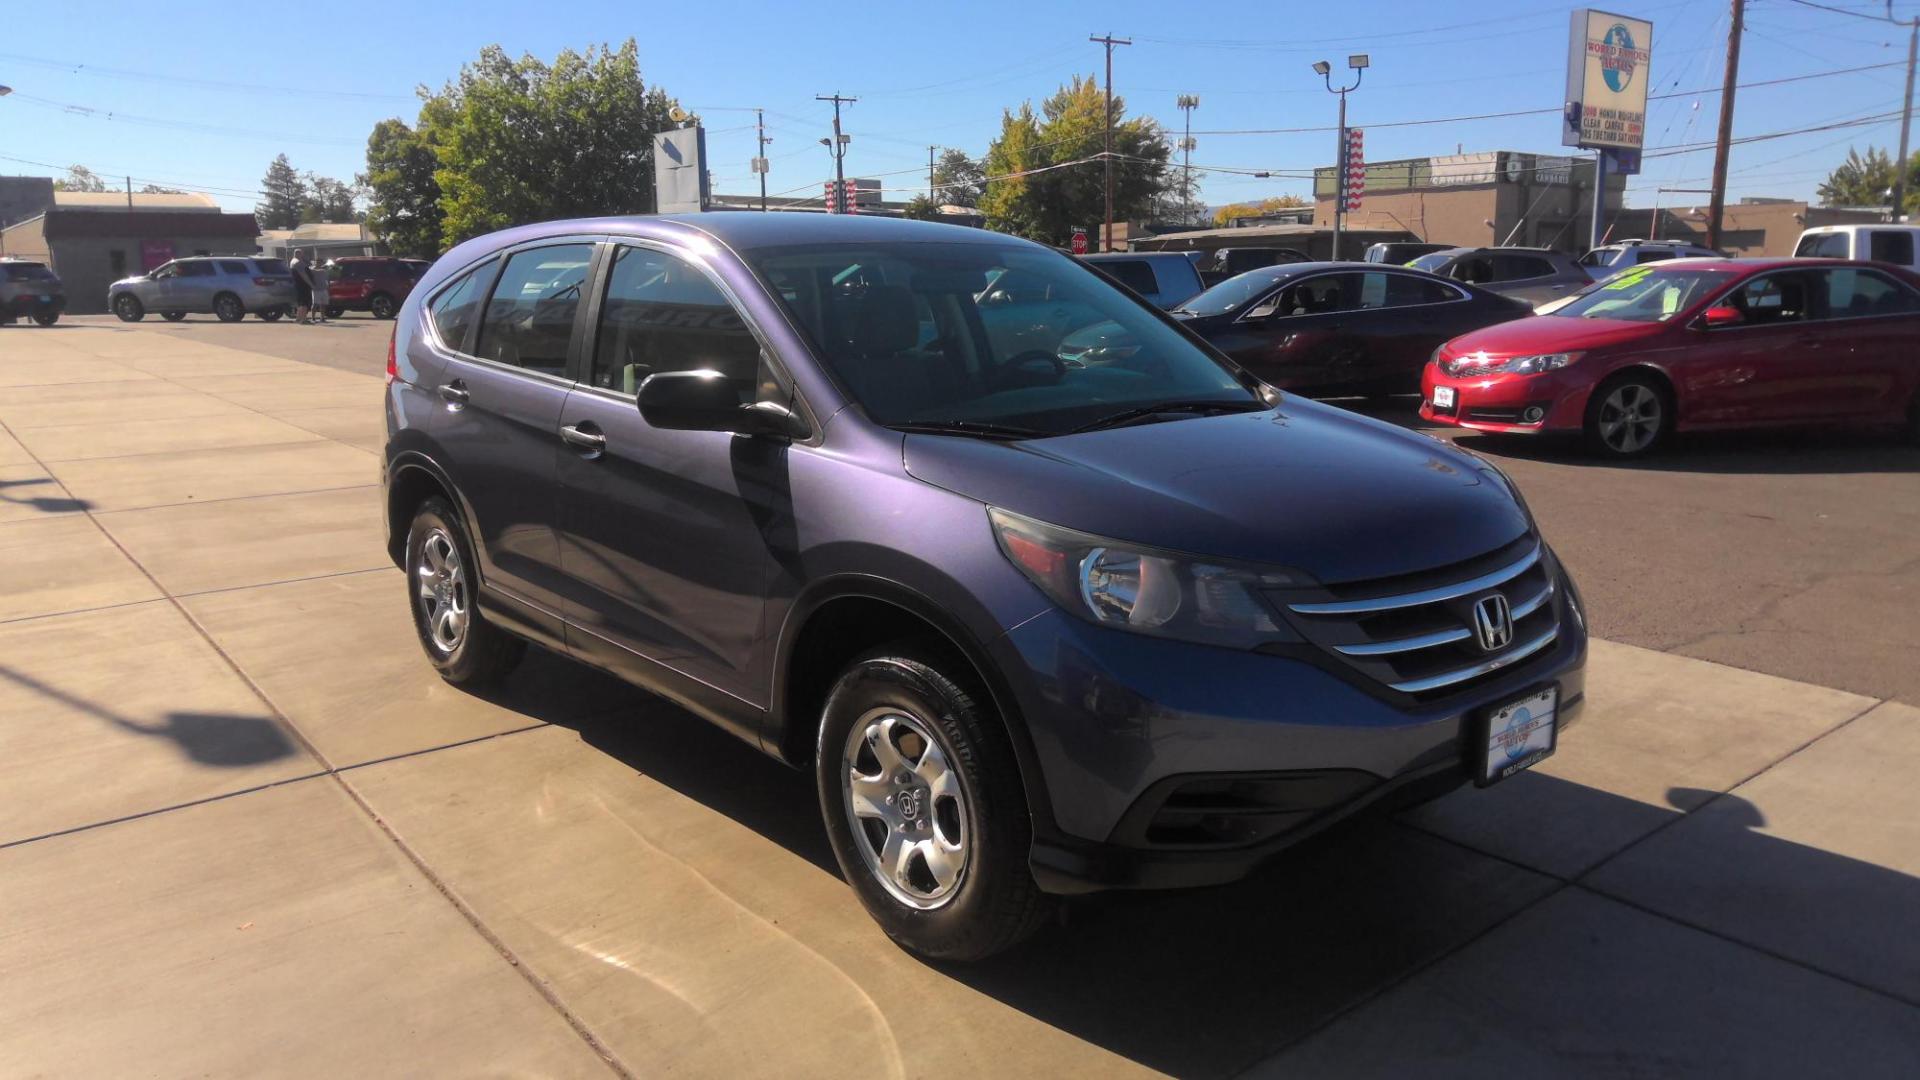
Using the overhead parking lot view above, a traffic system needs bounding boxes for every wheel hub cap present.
[1598,384,1661,453]
[842,708,971,909]
[415,529,468,653]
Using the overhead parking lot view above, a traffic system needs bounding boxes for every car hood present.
[110,275,152,287]
[1445,314,1667,356]
[902,399,1530,584]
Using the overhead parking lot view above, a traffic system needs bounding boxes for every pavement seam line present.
[31,436,330,467]
[0,771,332,851]
[3,345,637,1080]
[0,566,394,628]
[86,482,381,516]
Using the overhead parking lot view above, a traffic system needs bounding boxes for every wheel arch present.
[385,452,476,572]
[1592,361,1680,418]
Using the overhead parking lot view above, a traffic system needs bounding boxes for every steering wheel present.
[988,349,1068,392]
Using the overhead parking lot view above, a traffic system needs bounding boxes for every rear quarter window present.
[1869,231,1915,266]
[253,259,289,275]
[1796,233,1851,259]
[1098,260,1161,296]
[427,261,493,353]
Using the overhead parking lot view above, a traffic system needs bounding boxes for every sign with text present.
[1563,8,1652,151]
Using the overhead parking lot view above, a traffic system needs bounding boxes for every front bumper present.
[1419,362,1591,434]
[995,562,1588,894]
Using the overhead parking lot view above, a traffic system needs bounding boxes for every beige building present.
[1610,200,1885,256]
[1311,150,1625,253]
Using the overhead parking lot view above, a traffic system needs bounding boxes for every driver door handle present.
[560,422,607,454]
[438,380,469,408]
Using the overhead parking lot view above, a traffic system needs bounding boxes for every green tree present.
[1212,194,1310,227]
[52,165,108,192]
[1817,146,1919,213]
[902,194,941,221]
[426,41,680,244]
[977,75,1171,244]
[300,172,363,223]
[137,184,184,194]
[933,148,985,207]
[362,116,446,257]
[258,154,305,230]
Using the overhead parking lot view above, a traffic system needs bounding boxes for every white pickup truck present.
[1793,224,1920,271]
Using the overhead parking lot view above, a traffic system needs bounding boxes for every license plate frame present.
[1475,685,1557,786]
[1432,385,1456,411]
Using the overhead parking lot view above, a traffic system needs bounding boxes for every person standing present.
[309,257,331,323]
[290,249,313,323]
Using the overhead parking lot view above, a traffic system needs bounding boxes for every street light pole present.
[1090,34,1131,252]
[1314,55,1368,261]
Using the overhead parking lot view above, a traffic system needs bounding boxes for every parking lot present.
[4,319,1919,1076]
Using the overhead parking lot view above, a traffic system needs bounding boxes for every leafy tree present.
[258,154,305,230]
[1817,146,1919,213]
[362,116,446,257]
[977,75,1170,245]
[1213,195,1309,227]
[300,171,363,223]
[52,165,108,193]
[425,41,680,244]
[933,149,985,207]
[902,194,942,221]
[138,184,185,194]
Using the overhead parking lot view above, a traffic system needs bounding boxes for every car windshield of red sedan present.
[1554,266,1733,323]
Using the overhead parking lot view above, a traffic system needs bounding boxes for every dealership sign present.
[1562,8,1652,150]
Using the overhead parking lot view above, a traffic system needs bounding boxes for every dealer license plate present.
[1477,686,1557,786]
[1432,386,1456,410]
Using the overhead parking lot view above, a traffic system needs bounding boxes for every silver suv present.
[108,256,295,323]
[1578,239,1724,272]
[0,259,67,326]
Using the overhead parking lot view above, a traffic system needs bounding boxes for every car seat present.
[835,285,936,418]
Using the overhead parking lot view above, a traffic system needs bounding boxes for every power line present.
[0,50,413,102]
[6,92,363,146]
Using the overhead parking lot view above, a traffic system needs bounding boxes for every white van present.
[1793,224,1920,271]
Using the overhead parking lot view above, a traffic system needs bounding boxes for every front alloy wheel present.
[113,294,145,322]
[1587,378,1668,457]
[843,708,972,909]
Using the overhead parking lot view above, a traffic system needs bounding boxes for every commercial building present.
[1311,150,1626,253]
[1,207,261,314]
[1610,199,1884,256]
[256,222,377,262]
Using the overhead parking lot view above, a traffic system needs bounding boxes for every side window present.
[1099,260,1160,296]
[427,261,492,353]
[1869,231,1915,266]
[218,260,251,275]
[1822,269,1920,318]
[1490,254,1554,281]
[1635,249,1676,264]
[1274,275,1353,316]
[591,245,763,398]
[472,244,594,376]
[1448,257,1494,284]
[1796,233,1850,259]
[1729,273,1814,326]
[177,261,215,278]
[1384,274,1461,306]
[1352,272,1392,309]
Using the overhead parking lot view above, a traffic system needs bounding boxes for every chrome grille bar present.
[1510,578,1554,621]
[1333,625,1472,657]
[1288,544,1541,615]
[1388,626,1559,693]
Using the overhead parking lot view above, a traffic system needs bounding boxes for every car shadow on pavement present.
[548,691,1918,1077]
[0,663,297,768]
[0,476,93,515]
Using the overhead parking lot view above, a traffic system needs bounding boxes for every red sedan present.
[1420,258,1920,456]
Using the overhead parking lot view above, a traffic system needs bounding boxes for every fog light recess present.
[1522,405,1546,423]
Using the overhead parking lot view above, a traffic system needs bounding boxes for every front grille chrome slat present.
[1387,625,1559,693]
[1288,545,1541,615]
[1333,625,1473,656]
[1510,578,1554,620]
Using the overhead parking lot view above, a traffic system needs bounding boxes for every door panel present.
[1813,267,1920,418]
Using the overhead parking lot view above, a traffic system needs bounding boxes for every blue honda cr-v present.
[383,213,1587,960]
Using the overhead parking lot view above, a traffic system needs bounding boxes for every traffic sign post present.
[1070,228,1089,255]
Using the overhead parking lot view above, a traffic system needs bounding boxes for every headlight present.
[989,508,1304,648]
[1503,351,1580,374]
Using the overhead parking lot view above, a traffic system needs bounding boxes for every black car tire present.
[30,312,59,327]
[258,308,284,322]
[1583,372,1673,458]
[815,645,1051,961]
[113,294,145,322]
[161,311,187,322]
[212,293,245,323]
[326,306,345,319]
[369,292,397,319]
[405,497,526,686]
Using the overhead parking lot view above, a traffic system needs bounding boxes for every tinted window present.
[218,260,250,275]
[427,261,492,352]
[1795,233,1850,259]
[1409,252,1455,272]
[1097,259,1161,296]
[177,261,216,278]
[1490,254,1554,280]
[473,244,593,376]
[0,263,57,283]
[1181,269,1290,316]
[1384,274,1461,306]
[1634,249,1676,264]
[591,245,762,395]
[253,259,288,275]
[1869,231,1915,266]
[1821,268,1920,318]
[1269,273,1359,315]
[1728,272,1816,325]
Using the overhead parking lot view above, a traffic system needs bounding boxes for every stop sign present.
[1070,229,1088,254]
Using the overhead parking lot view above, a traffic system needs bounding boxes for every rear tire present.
[161,311,186,322]
[1583,372,1672,458]
[325,306,344,319]
[404,497,525,686]
[815,645,1051,961]
[30,312,58,327]
[212,293,245,323]
[258,308,284,322]
[113,294,145,322]
[369,293,397,319]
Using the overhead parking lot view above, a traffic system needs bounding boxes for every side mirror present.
[1700,305,1743,329]
[637,370,804,438]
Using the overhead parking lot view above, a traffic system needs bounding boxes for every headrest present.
[844,285,921,355]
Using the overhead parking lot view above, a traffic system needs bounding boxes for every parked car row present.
[102,254,428,323]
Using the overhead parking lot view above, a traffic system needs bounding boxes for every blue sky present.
[1,0,1912,217]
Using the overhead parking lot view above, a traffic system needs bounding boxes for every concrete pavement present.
[2,323,1917,1077]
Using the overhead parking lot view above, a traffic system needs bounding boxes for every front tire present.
[161,311,187,322]
[325,306,344,319]
[31,312,58,327]
[404,497,525,686]
[258,308,284,322]
[113,294,145,322]
[816,646,1051,961]
[1584,373,1672,458]
[369,292,397,319]
[213,293,245,323]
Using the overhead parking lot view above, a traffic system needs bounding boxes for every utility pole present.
[929,145,938,201]
[1176,95,1200,224]
[125,175,132,211]
[815,93,856,212]
[1090,34,1131,252]
[1706,0,1744,249]
[1891,9,1917,221]
[754,108,772,212]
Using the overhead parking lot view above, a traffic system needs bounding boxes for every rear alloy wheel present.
[30,312,58,327]
[816,646,1051,961]
[1585,376,1671,458]
[161,311,187,322]
[404,497,525,686]
[369,292,397,319]
[213,293,245,323]
[113,294,145,322]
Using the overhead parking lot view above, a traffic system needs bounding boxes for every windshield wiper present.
[893,419,1053,441]
[1070,399,1266,434]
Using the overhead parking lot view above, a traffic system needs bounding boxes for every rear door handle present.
[560,422,607,455]
[438,381,470,408]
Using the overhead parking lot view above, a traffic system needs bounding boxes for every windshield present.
[1408,252,1455,272]
[1553,265,1734,323]
[1178,269,1289,316]
[746,241,1257,435]
[0,263,58,283]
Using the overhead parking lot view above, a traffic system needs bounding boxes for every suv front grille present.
[1271,537,1560,700]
